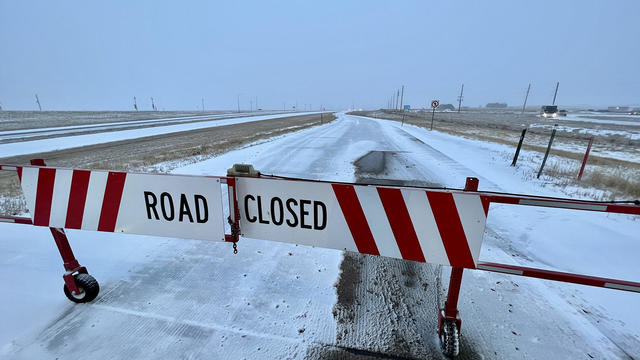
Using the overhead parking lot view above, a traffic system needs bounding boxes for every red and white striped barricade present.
[18,165,225,241]
[235,177,486,268]
[1,162,639,358]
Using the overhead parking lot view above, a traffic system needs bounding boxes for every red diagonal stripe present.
[332,184,379,256]
[97,172,127,232]
[65,170,91,229]
[377,187,426,262]
[480,196,490,216]
[426,191,475,268]
[34,168,56,226]
[17,167,23,182]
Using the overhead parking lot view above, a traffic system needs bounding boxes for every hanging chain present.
[227,216,240,255]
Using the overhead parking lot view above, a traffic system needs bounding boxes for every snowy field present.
[1,112,638,359]
[0,111,318,158]
[0,111,282,142]
[367,109,640,165]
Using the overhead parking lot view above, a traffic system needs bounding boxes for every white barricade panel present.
[236,177,487,268]
[20,167,225,241]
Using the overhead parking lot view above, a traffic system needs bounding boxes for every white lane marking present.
[93,304,303,343]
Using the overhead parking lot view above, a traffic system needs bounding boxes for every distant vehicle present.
[540,105,558,118]
[558,109,568,116]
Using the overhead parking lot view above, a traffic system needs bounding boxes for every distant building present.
[486,102,508,109]
[438,104,456,111]
[403,105,410,110]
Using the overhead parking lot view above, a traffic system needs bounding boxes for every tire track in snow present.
[310,142,484,359]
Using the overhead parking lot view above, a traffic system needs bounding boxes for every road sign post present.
[430,100,439,130]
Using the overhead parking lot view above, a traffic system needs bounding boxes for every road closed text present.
[144,191,209,223]
[244,195,327,230]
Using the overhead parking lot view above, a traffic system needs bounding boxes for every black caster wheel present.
[63,273,100,303]
[440,320,460,358]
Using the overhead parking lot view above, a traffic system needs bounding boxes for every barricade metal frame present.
[1,161,638,358]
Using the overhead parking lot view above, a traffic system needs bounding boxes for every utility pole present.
[150,97,156,111]
[201,97,205,112]
[133,96,138,111]
[552,82,559,105]
[521,84,531,114]
[396,89,400,110]
[250,99,253,111]
[457,84,464,113]
[35,94,42,111]
[400,85,404,111]
[237,94,241,113]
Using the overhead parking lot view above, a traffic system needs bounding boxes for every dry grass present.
[584,169,640,199]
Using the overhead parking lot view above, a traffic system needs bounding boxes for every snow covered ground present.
[0,111,280,142]
[0,111,318,158]
[1,112,638,359]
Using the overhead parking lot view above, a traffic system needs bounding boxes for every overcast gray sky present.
[1,0,638,111]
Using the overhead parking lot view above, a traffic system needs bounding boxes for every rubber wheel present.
[63,273,100,303]
[440,320,460,358]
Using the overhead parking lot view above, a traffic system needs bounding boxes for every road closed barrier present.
[17,166,225,241]
[1,161,638,358]
[236,177,486,268]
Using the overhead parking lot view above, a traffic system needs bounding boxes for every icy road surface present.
[1,113,638,359]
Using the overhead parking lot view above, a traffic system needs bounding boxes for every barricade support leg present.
[438,177,478,357]
[50,227,86,295]
[30,159,98,303]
